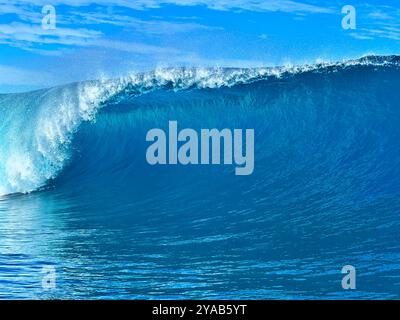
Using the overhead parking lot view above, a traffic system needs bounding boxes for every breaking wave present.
[1,55,400,196]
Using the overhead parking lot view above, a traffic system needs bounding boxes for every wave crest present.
[0,55,399,196]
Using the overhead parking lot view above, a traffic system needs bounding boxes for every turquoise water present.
[1,56,400,299]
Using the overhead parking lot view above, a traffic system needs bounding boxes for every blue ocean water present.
[0,56,400,299]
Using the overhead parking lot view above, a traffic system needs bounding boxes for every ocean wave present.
[0,54,400,196]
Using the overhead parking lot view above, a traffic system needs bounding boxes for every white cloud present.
[349,33,374,41]
[0,1,224,55]
[1,0,334,16]
[64,11,219,35]
[0,21,182,57]
[349,4,400,41]
[359,27,400,41]
[0,22,102,47]
[0,0,335,56]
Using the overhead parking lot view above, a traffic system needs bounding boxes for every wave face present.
[1,56,400,299]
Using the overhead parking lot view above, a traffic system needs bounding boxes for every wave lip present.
[0,54,399,196]
[0,82,119,196]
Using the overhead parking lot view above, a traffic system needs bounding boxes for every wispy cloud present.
[0,21,183,57]
[64,11,219,35]
[0,19,184,58]
[1,0,330,39]
[0,0,336,57]
[0,22,102,47]
[191,0,333,13]
[0,0,224,55]
[2,0,334,14]
[349,4,400,41]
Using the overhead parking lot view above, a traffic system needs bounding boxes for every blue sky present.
[1,0,400,92]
